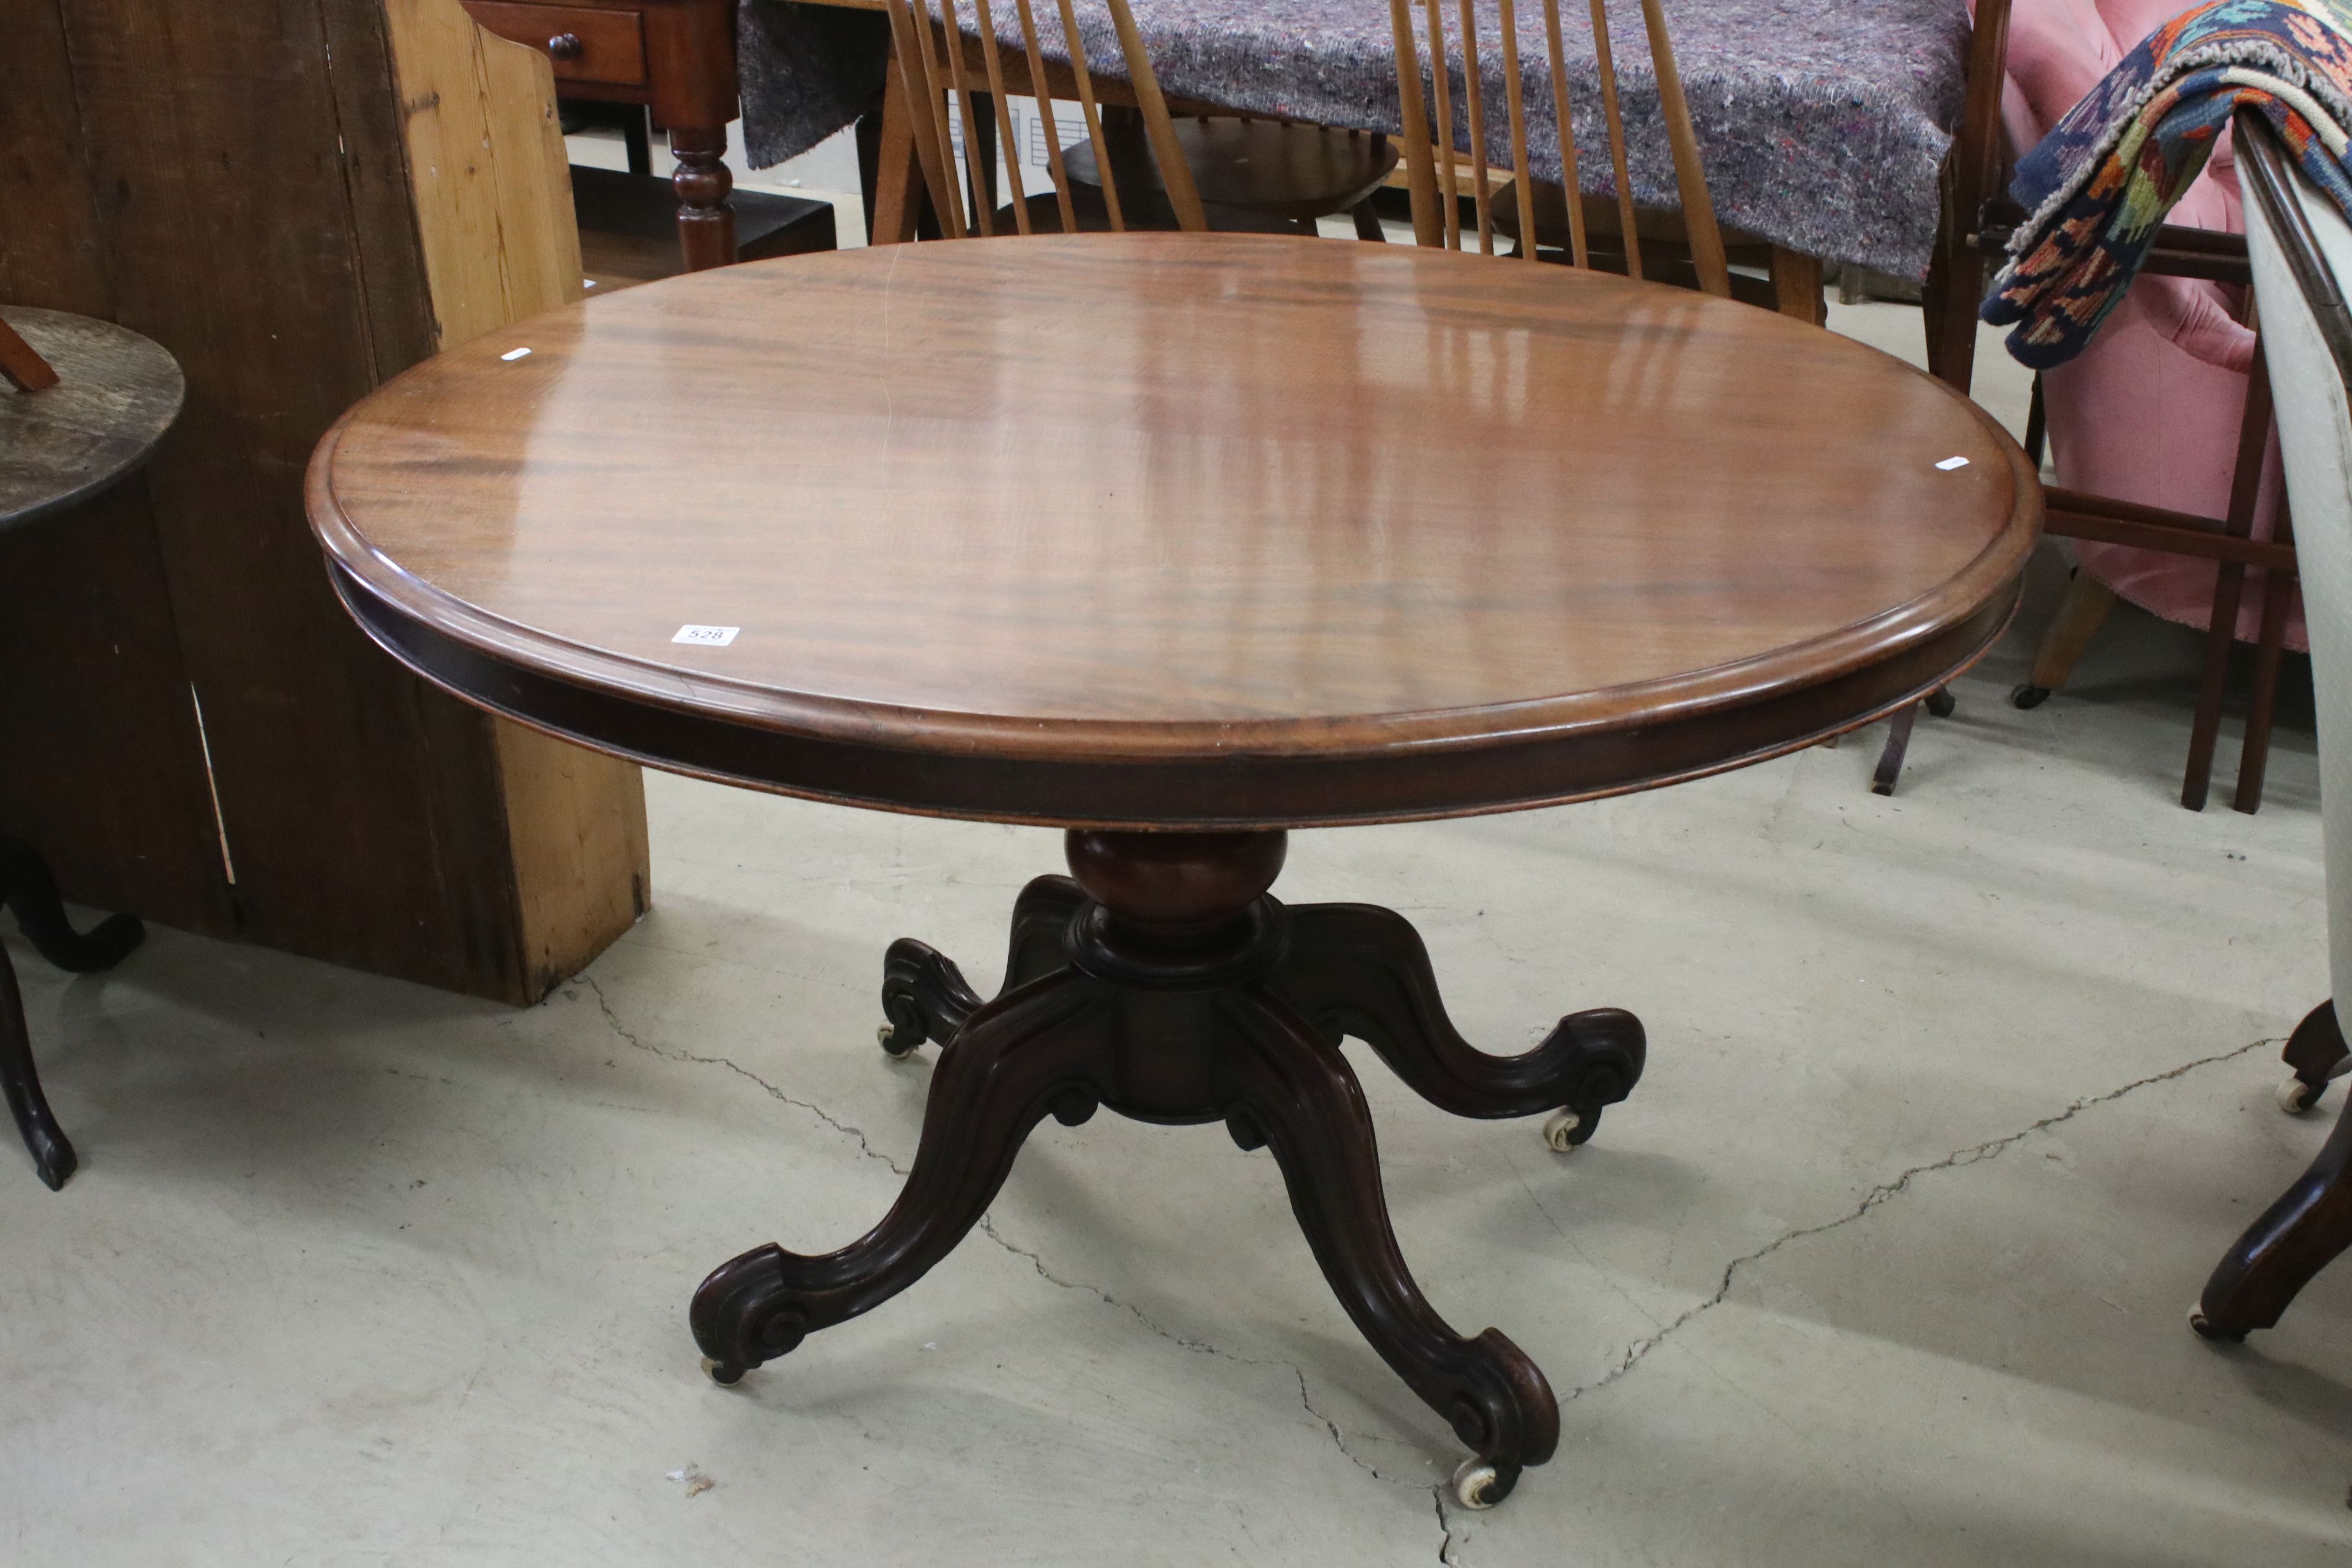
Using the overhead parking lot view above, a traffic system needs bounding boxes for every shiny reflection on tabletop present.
[318,235,2024,730]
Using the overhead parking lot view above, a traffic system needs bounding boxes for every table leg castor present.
[693,828,1641,1503]
[2278,1000,2349,1115]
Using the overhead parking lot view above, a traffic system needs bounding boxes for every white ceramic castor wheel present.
[1542,1109,1583,1152]
[701,1355,747,1386]
[2279,1075,2324,1115]
[1451,1456,1502,1509]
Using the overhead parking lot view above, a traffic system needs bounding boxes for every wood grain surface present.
[0,307,183,530]
[310,233,2040,827]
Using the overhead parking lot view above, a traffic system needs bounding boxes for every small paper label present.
[672,624,739,647]
[1935,455,1969,471]
[501,347,533,361]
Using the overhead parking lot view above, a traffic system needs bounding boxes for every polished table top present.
[1,306,185,530]
[307,234,2040,827]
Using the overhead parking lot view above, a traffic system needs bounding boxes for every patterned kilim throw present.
[1982,0,2352,368]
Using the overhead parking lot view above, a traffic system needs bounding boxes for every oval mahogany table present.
[307,234,2039,1506]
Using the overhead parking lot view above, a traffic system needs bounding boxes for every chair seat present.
[1489,178,1773,264]
[991,188,1309,237]
[1062,116,1397,220]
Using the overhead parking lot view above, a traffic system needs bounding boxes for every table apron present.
[335,567,2021,828]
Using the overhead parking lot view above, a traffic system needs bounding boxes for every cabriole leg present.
[694,971,1112,1380]
[1272,901,1644,1148]
[1219,990,1558,1505]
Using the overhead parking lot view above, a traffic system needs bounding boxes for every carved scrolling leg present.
[1220,990,1559,1506]
[1004,875,1086,991]
[1272,902,1644,1149]
[878,875,1088,1059]
[2193,1074,2352,1341]
[692,970,1112,1380]
[700,828,1598,1503]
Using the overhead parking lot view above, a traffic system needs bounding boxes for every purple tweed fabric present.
[739,0,1971,277]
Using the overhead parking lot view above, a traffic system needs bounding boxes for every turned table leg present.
[668,124,738,272]
[694,828,1646,1507]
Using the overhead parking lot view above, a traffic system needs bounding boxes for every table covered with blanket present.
[737,0,1976,278]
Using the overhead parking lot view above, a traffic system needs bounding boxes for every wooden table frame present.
[310,234,2037,1505]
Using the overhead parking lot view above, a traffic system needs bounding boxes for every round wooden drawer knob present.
[547,32,584,60]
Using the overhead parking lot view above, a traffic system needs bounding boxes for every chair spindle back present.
[1391,0,1728,294]
[880,0,1207,236]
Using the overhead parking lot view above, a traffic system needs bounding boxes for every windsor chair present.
[869,0,1210,241]
[1387,0,1732,299]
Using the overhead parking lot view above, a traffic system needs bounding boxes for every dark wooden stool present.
[0,305,183,1188]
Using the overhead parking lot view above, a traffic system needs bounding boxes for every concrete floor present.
[6,315,2350,1564]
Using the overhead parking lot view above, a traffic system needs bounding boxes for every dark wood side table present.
[307,236,2039,1506]
[0,306,184,1190]
[461,0,834,274]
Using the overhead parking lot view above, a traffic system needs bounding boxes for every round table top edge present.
[1,308,185,531]
[305,245,2046,788]
[311,467,2041,767]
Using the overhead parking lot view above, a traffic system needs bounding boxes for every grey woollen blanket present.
[737,0,1971,277]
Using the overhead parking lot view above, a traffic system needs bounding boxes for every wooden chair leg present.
[1769,247,1824,326]
[1869,684,1958,793]
[1921,223,1983,393]
[2195,1004,2352,1341]
[1351,202,1387,242]
[1871,703,1920,795]
[2232,507,2298,815]
[2011,569,2117,710]
[869,50,925,247]
[2185,350,2275,811]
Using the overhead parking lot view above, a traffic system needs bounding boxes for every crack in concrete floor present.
[1427,1035,2276,1560]
[585,975,2277,1564]
[1556,1034,2278,1407]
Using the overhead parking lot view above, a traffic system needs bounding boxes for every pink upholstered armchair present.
[1987,0,2299,789]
